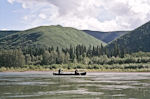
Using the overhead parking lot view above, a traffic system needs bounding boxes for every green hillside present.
[0,30,19,38]
[107,21,150,52]
[0,25,106,48]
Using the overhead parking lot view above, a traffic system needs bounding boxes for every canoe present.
[53,72,86,75]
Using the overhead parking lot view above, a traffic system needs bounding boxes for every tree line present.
[0,44,149,68]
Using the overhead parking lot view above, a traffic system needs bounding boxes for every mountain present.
[0,30,20,38]
[0,25,106,49]
[107,21,150,52]
[83,30,128,43]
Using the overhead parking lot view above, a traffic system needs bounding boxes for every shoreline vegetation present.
[1,68,150,72]
[1,63,150,72]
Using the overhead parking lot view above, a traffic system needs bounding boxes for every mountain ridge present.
[0,25,106,49]
[83,30,129,43]
[107,21,150,52]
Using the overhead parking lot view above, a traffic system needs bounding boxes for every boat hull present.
[53,72,86,75]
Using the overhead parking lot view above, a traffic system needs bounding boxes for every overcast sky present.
[1,0,150,31]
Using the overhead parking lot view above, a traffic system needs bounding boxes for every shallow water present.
[0,72,150,99]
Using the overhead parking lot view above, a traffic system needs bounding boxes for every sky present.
[1,0,150,31]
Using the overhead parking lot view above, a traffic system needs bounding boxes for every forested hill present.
[0,30,20,38]
[107,21,150,53]
[0,25,106,49]
[83,30,128,43]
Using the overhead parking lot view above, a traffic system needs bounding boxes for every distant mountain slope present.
[107,21,150,52]
[83,30,128,43]
[0,31,20,38]
[0,25,106,48]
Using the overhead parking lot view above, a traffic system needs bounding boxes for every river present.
[0,72,150,99]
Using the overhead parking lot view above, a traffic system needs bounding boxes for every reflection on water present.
[0,72,150,99]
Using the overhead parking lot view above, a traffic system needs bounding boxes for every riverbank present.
[1,63,150,72]
[1,67,150,72]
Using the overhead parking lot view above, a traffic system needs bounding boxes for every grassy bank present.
[1,63,150,72]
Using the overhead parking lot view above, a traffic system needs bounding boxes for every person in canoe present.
[75,69,79,74]
[58,69,63,74]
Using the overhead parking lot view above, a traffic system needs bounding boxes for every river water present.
[0,72,150,99]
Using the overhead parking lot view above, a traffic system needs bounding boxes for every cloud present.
[7,0,150,31]
[1,28,9,31]
[7,0,15,4]
[39,13,47,19]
